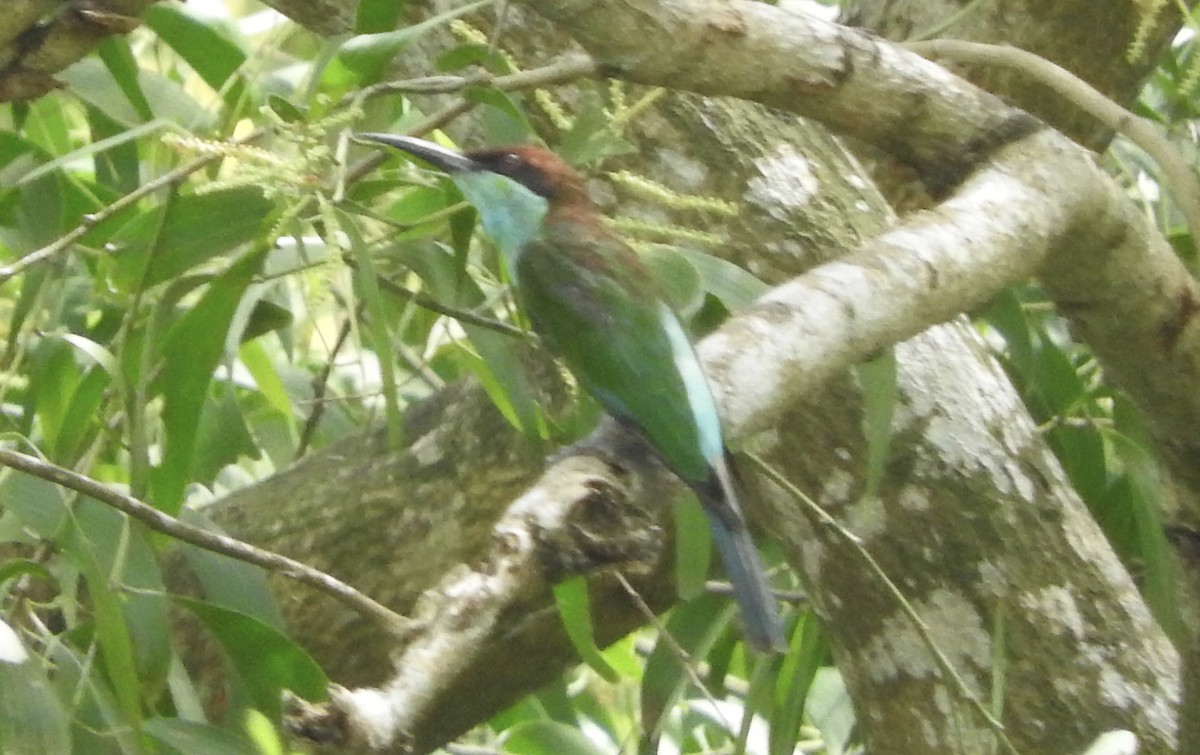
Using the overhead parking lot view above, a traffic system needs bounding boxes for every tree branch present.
[907,39,1200,251]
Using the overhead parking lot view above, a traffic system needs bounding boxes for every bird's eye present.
[499,153,522,171]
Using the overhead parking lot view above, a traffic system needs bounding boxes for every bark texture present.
[0,0,156,102]
[844,0,1185,148]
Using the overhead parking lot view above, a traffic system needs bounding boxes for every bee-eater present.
[357,133,785,652]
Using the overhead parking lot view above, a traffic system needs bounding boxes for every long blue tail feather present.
[697,457,786,652]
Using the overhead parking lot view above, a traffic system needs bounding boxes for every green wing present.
[515,227,715,482]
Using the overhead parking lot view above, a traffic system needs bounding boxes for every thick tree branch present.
[701,128,1098,436]
[0,0,158,102]
[515,0,1037,191]
[907,39,1200,247]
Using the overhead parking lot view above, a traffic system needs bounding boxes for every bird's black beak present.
[355,132,479,174]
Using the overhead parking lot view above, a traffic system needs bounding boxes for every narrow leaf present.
[97,37,154,121]
[154,248,267,513]
[144,719,259,755]
[674,496,712,600]
[770,612,825,755]
[552,576,620,683]
[174,596,328,718]
[143,5,247,92]
[675,246,769,312]
[503,721,613,755]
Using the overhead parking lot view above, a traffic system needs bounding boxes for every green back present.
[516,217,718,483]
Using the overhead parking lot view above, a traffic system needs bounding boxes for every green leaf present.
[674,496,712,600]
[46,640,140,753]
[178,509,286,630]
[60,58,213,129]
[52,366,109,462]
[337,0,493,82]
[154,247,267,514]
[1107,422,1184,645]
[58,58,142,126]
[355,0,404,33]
[380,185,456,224]
[503,721,612,755]
[88,106,142,194]
[465,330,546,437]
[397,239,545,436]
[76,501,173,691]
[143,5,248,92]
[449,344,527,430]
[239,339,294,419]
[59,514,144,733]
[244,708,288,755]
[1048,420,1108,508]
[141,71,218,130]
[557,97,637,166]
[0,465,69,538]
[435,43,493,72]
[770,612,825,755]
[674,246,769,312]
[191,382,261,485]
[110,187,274,291]
[59,333,122,380]
[337,29,419,82]
[29,337,83,455]
[640,244,705,319]
[266,95,306,123]
[982,289,1035,379]
[346,217,404,445]
[174,596,328,718]
[0,559,53,588]
[11,162,66,247]
[465,86,536,144]
[97,37,154,122]
[0,618,72,755]
[1031,325,1086,415]
[552,576,620,683]
[241,299,295,342]
[143,718,260,755]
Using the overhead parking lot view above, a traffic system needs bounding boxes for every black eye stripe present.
[468,149,556,199]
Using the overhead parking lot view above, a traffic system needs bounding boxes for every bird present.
[357,133,785,652]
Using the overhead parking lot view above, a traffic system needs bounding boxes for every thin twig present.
[343,54,598,186]
[612,572,735,735]
[0,447,409,632]
[370,263,528,339]
[743,452,1019,755]
[296,317,355,459]
[907,39,1200,250]
[357,53,596,102]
